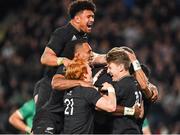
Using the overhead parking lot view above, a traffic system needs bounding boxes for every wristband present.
[132,60,141,71]
[124,107,135,116]
[107,87,115,93]
[57,57,64,65]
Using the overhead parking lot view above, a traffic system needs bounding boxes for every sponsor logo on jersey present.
[72,35,77,41]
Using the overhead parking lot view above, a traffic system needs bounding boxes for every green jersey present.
[142,118,149,128]
[19,99,35,128]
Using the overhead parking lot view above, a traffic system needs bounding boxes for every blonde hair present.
[106,48,131,70]
[65,59,88,80]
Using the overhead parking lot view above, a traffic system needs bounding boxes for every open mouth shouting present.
[87,22,93,30]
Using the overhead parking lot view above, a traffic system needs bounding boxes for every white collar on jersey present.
[92,69,104,85]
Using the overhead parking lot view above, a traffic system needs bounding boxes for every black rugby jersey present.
[63,86,101,134]
[111,76,142,134]
[42,65,65,119]
[35,23,88,111]
[92,66,113,134]
[45,23,88,78]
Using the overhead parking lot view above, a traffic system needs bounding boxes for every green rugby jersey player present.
[9,99,35,134]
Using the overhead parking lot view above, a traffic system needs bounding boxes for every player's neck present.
[117,71,130,81]
[70,20,81,32]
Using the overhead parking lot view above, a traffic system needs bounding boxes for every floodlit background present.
[0,0,179,133]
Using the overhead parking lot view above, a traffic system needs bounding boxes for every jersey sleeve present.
[47,28,66,55]
[83,87,102,106]
[19,99,35,119]
[142,118,149,128]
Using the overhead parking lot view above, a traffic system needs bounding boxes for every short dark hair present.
[69,0,96,19]
[61,39,88,59]
[106,48,130,71]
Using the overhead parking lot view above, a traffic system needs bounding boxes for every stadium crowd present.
[0,0,179,133]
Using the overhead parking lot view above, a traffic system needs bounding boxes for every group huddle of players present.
[9,0,158,134]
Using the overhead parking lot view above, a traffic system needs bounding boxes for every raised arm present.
[125,50,158,102]
[92,52,106,65]
[40,28,67,66]
[40,47,61,66]
[133,68,153,99]
[147,82,158,102]
[41,48,70,67]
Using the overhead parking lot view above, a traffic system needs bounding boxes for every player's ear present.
[119,64,124,72]
[83,73,89,81]
[74,16,80,23]
[74,52,80,59]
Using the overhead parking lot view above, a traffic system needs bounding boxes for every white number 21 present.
[64,98,74,115]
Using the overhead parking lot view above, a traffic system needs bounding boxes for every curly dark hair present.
[68,0,96,19]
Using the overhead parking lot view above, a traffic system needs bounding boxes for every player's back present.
[63,86,100,134]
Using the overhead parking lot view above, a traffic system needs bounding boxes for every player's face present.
[78,10,94,33]
[78,43,93,63]
[107,62,122,81]
[84,64,92,82]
